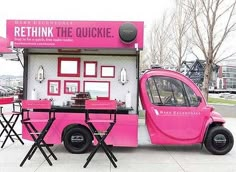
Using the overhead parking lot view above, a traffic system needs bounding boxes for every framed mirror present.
[84,61,97,77]
[64,80,80,94]
[58,57,80,77]
[48,80,61,96]
[84,81,110,99]
[101,66,115,78]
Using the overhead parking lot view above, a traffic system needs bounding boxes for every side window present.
[146,76,188,106]
[184,84,199,107]
[156,77,187,106]
[146,78,162,105]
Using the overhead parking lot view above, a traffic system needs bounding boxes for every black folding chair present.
[83,100,117,168]
[0,98,24,148]
[20,100,57,167]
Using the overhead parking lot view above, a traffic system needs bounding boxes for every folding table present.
[83,100,117,168]
[20,100,57,167]
[0,97,24,148]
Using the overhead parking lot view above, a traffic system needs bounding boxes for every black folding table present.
[83,100,118,168]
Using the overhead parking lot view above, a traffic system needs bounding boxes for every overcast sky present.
[0,0,174,75]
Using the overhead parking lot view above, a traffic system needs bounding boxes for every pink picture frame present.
[101,66,115,78]
[84,61,97,77]
[83,81,110,99]
[57,57,80,77]
[64,80,80,94]
[47,80,61,96]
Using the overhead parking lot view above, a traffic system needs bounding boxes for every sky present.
[0,0,174,75]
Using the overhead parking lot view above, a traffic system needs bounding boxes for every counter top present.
[34,105,133,114]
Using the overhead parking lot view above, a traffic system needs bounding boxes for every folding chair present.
[83,100,117,168]
[0,97,24,148]
[20,100,57,167]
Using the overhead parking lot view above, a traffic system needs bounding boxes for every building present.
[217,59,236,89]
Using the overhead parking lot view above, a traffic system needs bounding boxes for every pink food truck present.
[6,19,234,156]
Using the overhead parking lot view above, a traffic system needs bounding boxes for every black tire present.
[64,126,92,154]
[205,126,234,155]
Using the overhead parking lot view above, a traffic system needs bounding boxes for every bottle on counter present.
[125,91,132,108]
[31,89,37,100]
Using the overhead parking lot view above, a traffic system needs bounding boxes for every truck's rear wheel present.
[64,126,92,154]
[204,126,234,155]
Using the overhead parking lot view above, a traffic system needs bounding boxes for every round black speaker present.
[119,23,137,43]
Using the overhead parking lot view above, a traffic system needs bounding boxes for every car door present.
[144,75,207,141]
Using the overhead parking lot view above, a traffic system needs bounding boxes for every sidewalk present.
[0,117,236,172]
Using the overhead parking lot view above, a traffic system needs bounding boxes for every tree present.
[139,49,150,72]
[146,1,191,71]
[185,0,236,100]
[146,13,173,66]
[169,0,191,71]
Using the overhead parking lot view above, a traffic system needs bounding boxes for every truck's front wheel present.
[205,126,234,155]
[64,126,92,154]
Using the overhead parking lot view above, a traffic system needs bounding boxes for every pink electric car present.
[139,68,234,155]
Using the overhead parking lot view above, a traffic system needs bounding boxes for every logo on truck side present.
[159,111,200,116]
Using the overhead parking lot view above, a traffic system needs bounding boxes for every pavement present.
[1,117,236,172]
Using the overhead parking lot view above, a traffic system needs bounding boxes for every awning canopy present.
[0,36,12,54]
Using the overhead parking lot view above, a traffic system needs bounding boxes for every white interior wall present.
[27,54,138,113]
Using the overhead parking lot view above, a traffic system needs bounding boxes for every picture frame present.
[101,66,115,78]
[48,80,61,96]
[84,81,110,99]
[84,61,97,77]
[64,80,80,94]
[57,57,80,77]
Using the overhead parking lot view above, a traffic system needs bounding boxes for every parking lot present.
[0,116,236,172]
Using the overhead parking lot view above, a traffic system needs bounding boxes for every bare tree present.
[139,49,150,72]
[186,0,236,100]
[170,0,191,71]
[147,13,173,67]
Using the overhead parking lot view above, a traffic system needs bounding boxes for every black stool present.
[0,98,24,148]
[83,100,117,168]
[20,100,57,167]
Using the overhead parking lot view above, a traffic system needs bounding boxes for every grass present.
[208,97,236,105]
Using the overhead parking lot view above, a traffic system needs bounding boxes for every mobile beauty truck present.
[6,19,234,155]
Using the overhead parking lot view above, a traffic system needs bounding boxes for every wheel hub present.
[213,134,227,148]
[71,135,84,143]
